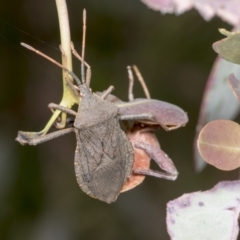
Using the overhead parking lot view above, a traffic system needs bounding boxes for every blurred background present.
[0,0,238,239]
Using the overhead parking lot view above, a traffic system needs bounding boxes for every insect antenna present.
[20,42,82,86]
[21,43,64,69]
[71,42,92,86]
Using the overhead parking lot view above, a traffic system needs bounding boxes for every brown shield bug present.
[16,58,134,203]
[16,11,160,203]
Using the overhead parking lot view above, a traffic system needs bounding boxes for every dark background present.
[0,0,238,239]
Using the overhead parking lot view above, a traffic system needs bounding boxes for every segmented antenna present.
[20,43,82,86]
[81,9,87,83]
[21,43,63,68]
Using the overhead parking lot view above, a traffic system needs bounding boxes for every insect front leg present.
[48,103,77,116]
[48,103,77,129]
[16,128,76,146]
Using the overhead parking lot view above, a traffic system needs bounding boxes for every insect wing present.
[74,117,134,203]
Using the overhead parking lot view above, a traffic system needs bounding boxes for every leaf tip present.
[218,28,231,36]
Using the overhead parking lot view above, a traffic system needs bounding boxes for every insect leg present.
[126,66,134,102]
[100,86,115,99]
[132,65,151,99]
[16,128,76,146]
[48,103,77,116]
[132,169,177,181]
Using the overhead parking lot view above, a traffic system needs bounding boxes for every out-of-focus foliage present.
[167,180,240,240]
[198,120,240,170]
[196,29,240,172]
[213,29,240,64]
[140,0,240,27]
[194,57,240,172]
[197,73,240,171]
[229,73,240,102]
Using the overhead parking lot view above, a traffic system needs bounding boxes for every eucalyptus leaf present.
[198,120,240,171]
[228,73,240,102]
[213,29,240,64]
[194,57,240,172]
[167,180,240,240]
[140,1,240,27]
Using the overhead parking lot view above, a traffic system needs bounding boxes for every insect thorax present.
[74,93,119,129]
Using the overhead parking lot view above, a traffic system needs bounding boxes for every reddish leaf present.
[197,120,240,171]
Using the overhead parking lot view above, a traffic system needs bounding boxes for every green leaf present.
[213,29,240,64]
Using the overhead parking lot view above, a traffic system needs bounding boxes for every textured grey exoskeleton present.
[17,68,135,203]
[16,10,136,203]
[70,79,134,203]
